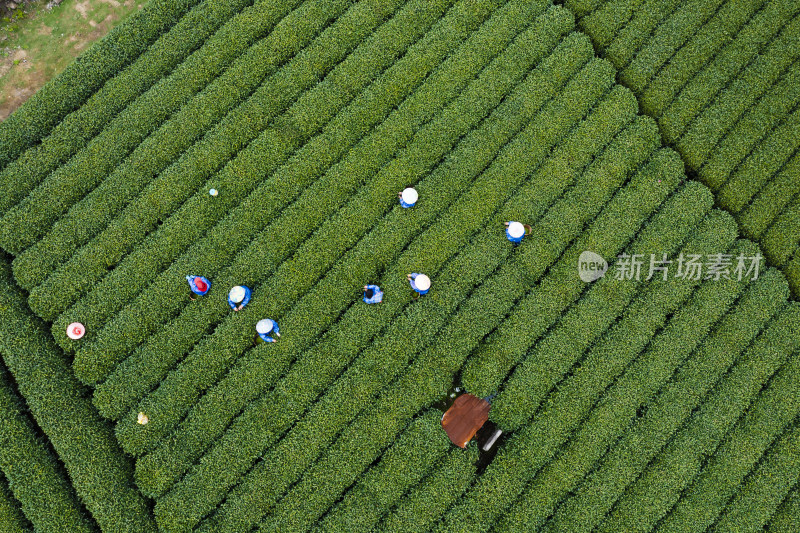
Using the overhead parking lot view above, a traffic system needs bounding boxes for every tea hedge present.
[0,0,305,255]
[191,101,661,533]
[543,268,790,533]
[597,303,800,532]
[698,63,800,195]
[461,147,687,397]
[0,472,30,533]
[12,0,344,292]
[0,257,156,533]
[376,446,479,533]
[434,210,739,532]
[42,0,438,343]
[658,344,800,532]
[314,410,450,533]
[89,0,523,413]
[710,421,800,533]
[767,483,800,532]
[0,364,95,533]
[134,28,604,501]
[762,199,800,268]
[496,240,757,531]
[132,6,578,496]
[601,0,681,71]
[0,0,250,220]
[0,0,199,171]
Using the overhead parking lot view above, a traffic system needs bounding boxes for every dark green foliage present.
[767,483,800,532]
[736,151,800,240]
[0,0,200,172]
[0,258,156,533]
[762,198,800,267]
[0,364,95,532]
[0,471,31,533]
[597,303,800,532]
[543,268,791,533]
[0,0,252,220]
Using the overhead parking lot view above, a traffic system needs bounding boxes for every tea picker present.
[228,285,251,311]
[407,273,430,298]
[399,187,418,208]
[363,284,383,304]
[504,221,528,245]
[255,318,280,343]
[187,275,211,300]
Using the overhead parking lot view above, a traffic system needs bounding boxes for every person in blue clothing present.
[187,275,211,300]
[228,285,251,311]
[399,187,418,208]
[363,284,383,304]
[504,221,527,245]
[407,273,430,298]
[255,318,280,343]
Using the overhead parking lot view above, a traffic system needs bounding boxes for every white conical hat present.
[414,274,431,291]
[508,221,525,238]
[256,319,274,334]
[230,285,246,303]
[67,322,85,340]
[401,188,418,204]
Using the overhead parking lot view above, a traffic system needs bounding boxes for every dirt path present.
[0,0,141,121]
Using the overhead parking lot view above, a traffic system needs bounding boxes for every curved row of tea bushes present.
[0,258,156,533]
[736,151,800,242]
[461,147,685,397]
[88,0,517,412]
[43,0,432,346]
[192,97,661,533]
[315,411,451,532]
[496,240,758,531]
[0,0,250,218]
[0,0,307,255]
[711,422,800,533]
[659,343,800,532]
[120,2,577,469]
[542,268,790,533]
[0,0,199,171]
[767,483,800,532]
[435,209,739,532]
[597,303,800,532]
[132,20,591,498]
[376,447,479,533]
[0,364,94,533]
[0,472,30,533]
[12,0,343,292]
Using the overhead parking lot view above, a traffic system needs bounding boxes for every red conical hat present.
[195,278,208,292]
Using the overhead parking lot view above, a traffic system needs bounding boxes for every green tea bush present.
[131,21,592,498]
[497,240,756,531]
[436,210,739,532]
[762,199,800,267]
[0,259,156,533]
[462,147,686,397]
[735,150,800,240]
[88,0,516,409]
[617,0,725,93]
[0,364,94,533]
[39,0,424,338]
[12,0,343,292]
[376,447,478,533]
[674,15,800,173]
[785,251,800,297]
[709,422,800,533]
[578,0,643,52]
[637,0,766,118]
[767,483,800,532]
[315,411,450,533]
[716,108,800,217]
[190,94,658,533]
[698,64,800,195]
[598,303,800,532]
[0,0,305,255]
[543,268,790,533]
[659,345,800,532]
[0,472,30,533]
[0,0,199,171]
[602,0,681,70]
[658,0,799,145]
[0,0,251,219]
